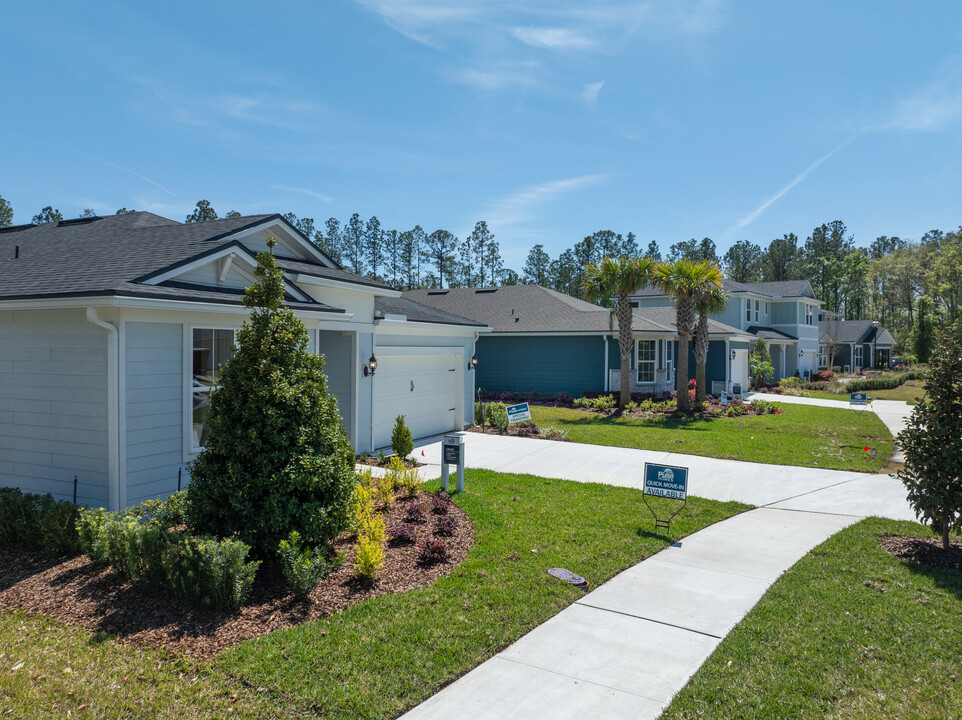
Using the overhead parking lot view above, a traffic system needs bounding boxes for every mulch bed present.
[879,534,962,572]
[356,456,422,470]
[0,491,473,662]
[464,421,568,440]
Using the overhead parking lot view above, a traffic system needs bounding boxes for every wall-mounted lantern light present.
[730,350,736,359]
[363,354,377,377]
[468,353,478,371]
[799,349,804,357]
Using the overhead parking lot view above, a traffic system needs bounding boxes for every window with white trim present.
[636,339,656,383]
[805,304,813,325]
[191,328,236,450]
[664,340,674,382]
[745,298,752,323]
[818,344,827,369]
[754,300,760,323]
[854,344,863,369]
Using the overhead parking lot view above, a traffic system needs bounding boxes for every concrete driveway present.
[411,431,915,522]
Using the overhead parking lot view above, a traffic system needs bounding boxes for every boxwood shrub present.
[0,488,81,557]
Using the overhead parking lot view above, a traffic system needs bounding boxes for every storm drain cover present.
[547,567,587,586]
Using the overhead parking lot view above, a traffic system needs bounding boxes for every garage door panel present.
[373,353,460,449]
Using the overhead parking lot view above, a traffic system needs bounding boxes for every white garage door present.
[373,354,459,449]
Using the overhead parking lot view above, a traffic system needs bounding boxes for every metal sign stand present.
[641,462,689,533]
[440,434,465,493]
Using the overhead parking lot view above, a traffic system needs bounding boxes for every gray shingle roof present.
[818,319,880,344]
[746,325,798,341]
[0,212,371,313]
[277,257,393,290]
[404,285,748,336]
[375,297,487,327]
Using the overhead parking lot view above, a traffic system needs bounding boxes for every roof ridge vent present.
[475,288,498,294]
[57,216,103,227]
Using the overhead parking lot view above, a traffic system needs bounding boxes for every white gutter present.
[86,308,121,511]
[370,322,377,453]
[603,335,609,391]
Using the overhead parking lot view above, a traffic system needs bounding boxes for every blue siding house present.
[631,279,823,381]
[405,286,752,397]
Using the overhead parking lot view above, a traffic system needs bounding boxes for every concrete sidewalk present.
[401,506,857,720]
[395,427,916,720]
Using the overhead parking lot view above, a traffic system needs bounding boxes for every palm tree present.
[693,276,727,403]
[583,256,656,408]
[654,259,720,412]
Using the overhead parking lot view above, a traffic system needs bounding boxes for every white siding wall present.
[317,330,354,446]
[0,309,109,506]
[125,322,184,505]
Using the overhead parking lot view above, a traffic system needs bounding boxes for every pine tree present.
[344,213,366,276]
[0,196,12,227]
[523,245,551,285]
[32,206,63,224]
[185,200,218,223]
[323,218,342,265]
[364,216,383,280]
[914,296,935,363]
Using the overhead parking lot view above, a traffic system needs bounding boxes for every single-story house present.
[0,212,486,510]
[817,313,895,372]
[629,279,823,381]
[403,285,752,397]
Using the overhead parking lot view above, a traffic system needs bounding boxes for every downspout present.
[86,308,120,511]
[370,322,377,453]
[603,335,609,392]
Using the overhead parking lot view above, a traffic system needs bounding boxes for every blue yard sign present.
[506,402,532,423]
[642,462,689,532]
[850,392,868,406]
[643,463,689,500]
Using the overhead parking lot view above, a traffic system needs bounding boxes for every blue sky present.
[3,1,962,270]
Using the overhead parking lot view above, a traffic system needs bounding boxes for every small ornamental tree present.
[391,414,414,458]
[749,338,774,389]
[898,331,962,549]
[186,237,356,556]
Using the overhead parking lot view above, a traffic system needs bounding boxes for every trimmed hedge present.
[846,371,924,393]
[78,504,259,612]
[0,488,81,557]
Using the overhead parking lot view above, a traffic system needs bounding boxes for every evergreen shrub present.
[0,488,81,557]
[277,530,342,600]
[186,238,356,556]
[391,415,414,458]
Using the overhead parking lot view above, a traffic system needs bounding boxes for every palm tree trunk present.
[694,314,709,404]
[617,295,634,409]
[677,335,690,412]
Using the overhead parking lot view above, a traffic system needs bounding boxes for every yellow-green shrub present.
[354,534,384,580]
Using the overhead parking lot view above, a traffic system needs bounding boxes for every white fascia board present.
[0,295,353,321]
[375,318,491,334]
[230,218,337,267]
[143,244,258,285]
[293,274,402,298]
[486,331,612,337]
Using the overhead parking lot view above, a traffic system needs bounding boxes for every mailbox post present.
[441,434,465,493]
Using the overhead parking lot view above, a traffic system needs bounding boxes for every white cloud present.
[272,184,335,203]
[729,137,854,232]
[447,61,540,91]
[884,73,962,131]
[353,0,479,46]
[510,26,595,50]
[485,174,609,227]
[581,80,605,106]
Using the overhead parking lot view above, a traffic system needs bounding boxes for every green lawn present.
[661,517,962,720]
[800,379,926,404]
[0,471,746,719]
[531,403,892,472]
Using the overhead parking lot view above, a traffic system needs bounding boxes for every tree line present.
[3,194,956,353]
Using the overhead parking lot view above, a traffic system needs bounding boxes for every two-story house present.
[630,279,823,381]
